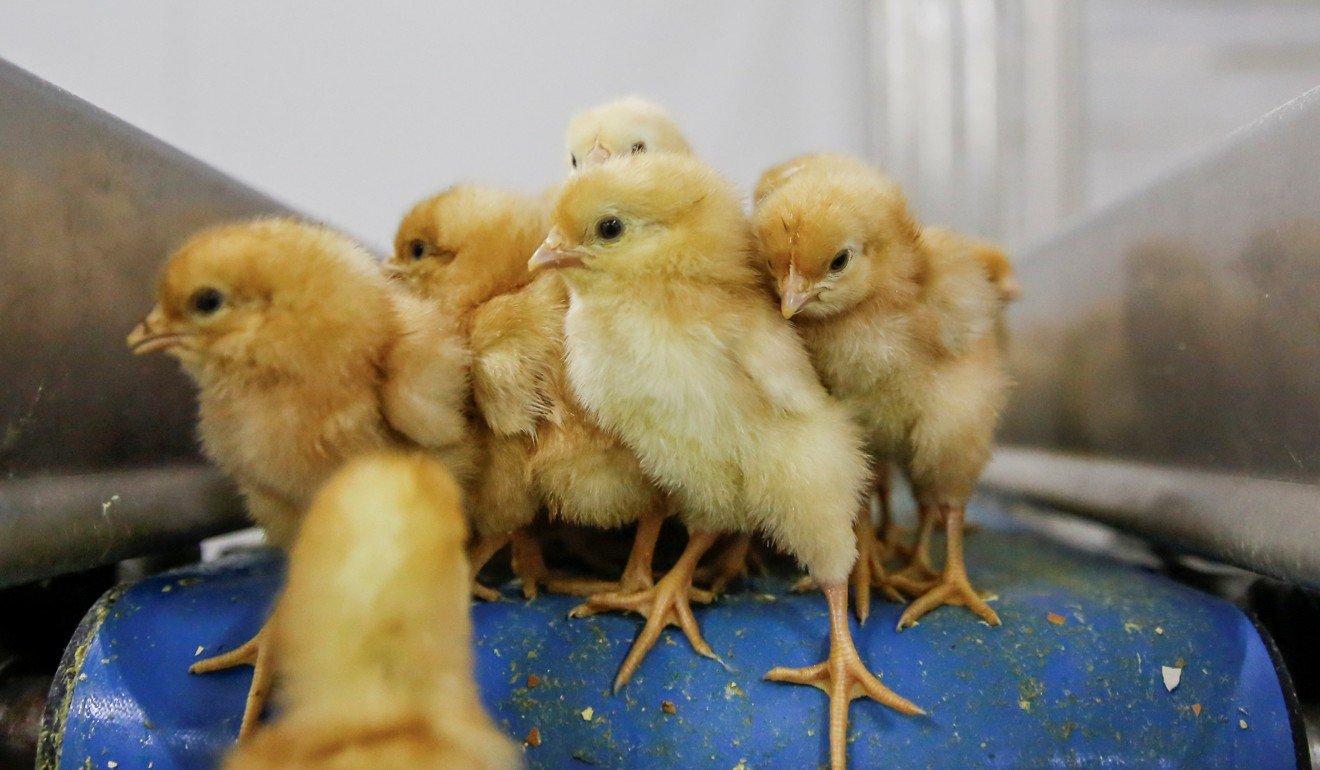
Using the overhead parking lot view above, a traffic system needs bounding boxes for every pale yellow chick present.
[127,218,474,735]
[753,153,1010,633]
[565,96,692,171]
[224,453,522,770]
[529,154,921,770]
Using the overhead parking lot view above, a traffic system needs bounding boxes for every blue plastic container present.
[39,496,1302,769]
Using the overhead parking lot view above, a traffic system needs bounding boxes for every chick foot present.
[766,582,924,770]
[889,504,940,597]
[468,531,512,601]
[695,533,754,595]
[551,507,667,598]
[571,530,720,692]
[897,505,999,630]
[190,620,274,739]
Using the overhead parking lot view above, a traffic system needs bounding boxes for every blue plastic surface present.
[46,496,1298,769]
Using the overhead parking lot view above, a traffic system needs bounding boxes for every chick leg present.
[189,619,274,739]
[794,515,903,622]
[889,504,940,597]
[510,530,550,600]
[695,533,754,595]
[872,473,912,563]
[897,504,1000,630]
[468,532,511,602]
[573,530,721,692]
[552,505,668,598]
[765,582,924,770]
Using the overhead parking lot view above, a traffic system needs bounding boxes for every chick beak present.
[528,228,588,271]
[587,141,611,165]
[127,307,185,355]
[779,264,818,319]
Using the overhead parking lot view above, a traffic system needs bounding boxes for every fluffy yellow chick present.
[529,154,921,770]
[753,154,1009,633]
[391,186,545,599]
[391,187,670,604]
[564,96,692,171]
[565,96,760,594]
[127,218,473,736]
[224,453,522,770]
[757,153,1021,303]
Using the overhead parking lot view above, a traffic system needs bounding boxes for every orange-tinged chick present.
[753,153,1010,634]
[390,185,547,600]
[565,96,692,171]
[529,154,921,770]
[127,218,473,736]
[391,186,670,604]
[224,453,522,770]
[923,226,1021,302]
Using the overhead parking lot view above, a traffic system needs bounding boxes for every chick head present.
[127,218,389,379]
[754,164,921,320]
[565,96,692,172]
[529,154,749,286]
[389,185,543,311]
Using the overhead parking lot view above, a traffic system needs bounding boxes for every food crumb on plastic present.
[1239,719,1248,730]
[1161,665,1182,692]
[524,727,542,747]
[1046,613,1066,625]
[581,706,594,721]
[1155,627,1165,635]
[194,646,204,657]
[1191,704,1202,717]
[526,674,541,688]
[662,700,677,715]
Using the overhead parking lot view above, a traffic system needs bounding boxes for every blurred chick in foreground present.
[529,154,921,770]
[753,153,1010,632]
[225,453,522,770]
[391,187,670,604]
[565,96,691,171]
[127,219,473,735]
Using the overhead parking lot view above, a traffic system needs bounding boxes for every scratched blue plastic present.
[50,496,1297,769]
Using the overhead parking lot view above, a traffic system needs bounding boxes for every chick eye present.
[596,216,624,241]
[829,249,852,272]
[571,154,578,169]
[189,286,224,316]
[631,141,646,154]
[409,239,427,260]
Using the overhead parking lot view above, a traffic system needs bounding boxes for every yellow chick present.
[529,154,921,770]
[224,452,522,770]
[564,96,692,171]
[391,186,546,599]
[127,218,473,736]
[753,154,1009,634]
[391,187,670,604]
[565,96,757,595]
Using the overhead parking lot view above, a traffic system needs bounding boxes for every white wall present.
[0,1,870,250]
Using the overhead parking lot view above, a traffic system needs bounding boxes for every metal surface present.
[0,58,293,583]
[0,466,244,589]
[984,448,1320,588]
[41,497,1300,770]
[993,85,1320,583]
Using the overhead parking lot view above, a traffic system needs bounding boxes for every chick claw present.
[572,530,721,692]
[190,621,274,739]
[896,505,1000,630]
[766,582,923,770]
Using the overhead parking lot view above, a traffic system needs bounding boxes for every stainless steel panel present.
[992,85,1320,584]
[0,58,292,585]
